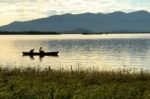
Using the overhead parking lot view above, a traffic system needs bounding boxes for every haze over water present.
[1,34,150,71]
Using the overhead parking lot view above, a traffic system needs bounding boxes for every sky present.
[0,0,150,26]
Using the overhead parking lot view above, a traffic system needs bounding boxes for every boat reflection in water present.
[22,51,59,61]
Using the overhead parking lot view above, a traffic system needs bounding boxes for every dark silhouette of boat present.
[22,51,59,56]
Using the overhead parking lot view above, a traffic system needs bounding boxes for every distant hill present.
[63,28,92,34]
[1,10,150,33]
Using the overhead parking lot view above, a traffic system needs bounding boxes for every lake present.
[0,34,150,71]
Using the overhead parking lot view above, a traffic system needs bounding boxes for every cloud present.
[0,0,150,26]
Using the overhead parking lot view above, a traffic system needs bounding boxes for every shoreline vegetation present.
[0,31,150,35]
[0,67,150,98]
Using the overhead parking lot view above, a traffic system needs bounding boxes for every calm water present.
[1,34,150,70]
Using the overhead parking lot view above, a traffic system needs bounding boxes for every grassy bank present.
[0,67,150,98]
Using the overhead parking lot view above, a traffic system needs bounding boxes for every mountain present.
[0,10,150,33]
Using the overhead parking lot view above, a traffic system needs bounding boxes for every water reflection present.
[22,53,59,62]
[0,34,150,70]
[30,55,34,60]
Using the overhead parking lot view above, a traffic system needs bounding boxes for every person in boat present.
[30,49,34,54]
[39,47,44,54]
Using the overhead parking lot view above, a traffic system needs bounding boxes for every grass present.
[0,67,149,98]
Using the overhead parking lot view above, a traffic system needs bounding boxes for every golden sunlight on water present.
[0,34,150,71]
[0,34,150,40]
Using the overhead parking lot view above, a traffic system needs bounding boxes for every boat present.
[22,51,59,56]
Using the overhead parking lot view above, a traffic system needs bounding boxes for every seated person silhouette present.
[39,47,44,55]
[30,49,34,54]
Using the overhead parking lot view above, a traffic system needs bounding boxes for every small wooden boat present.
[22,51,59,56]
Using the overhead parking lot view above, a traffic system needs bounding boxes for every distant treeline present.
[0,31,150,35]
[0,31,61,35]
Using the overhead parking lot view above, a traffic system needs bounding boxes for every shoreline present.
[0,32,150,35]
